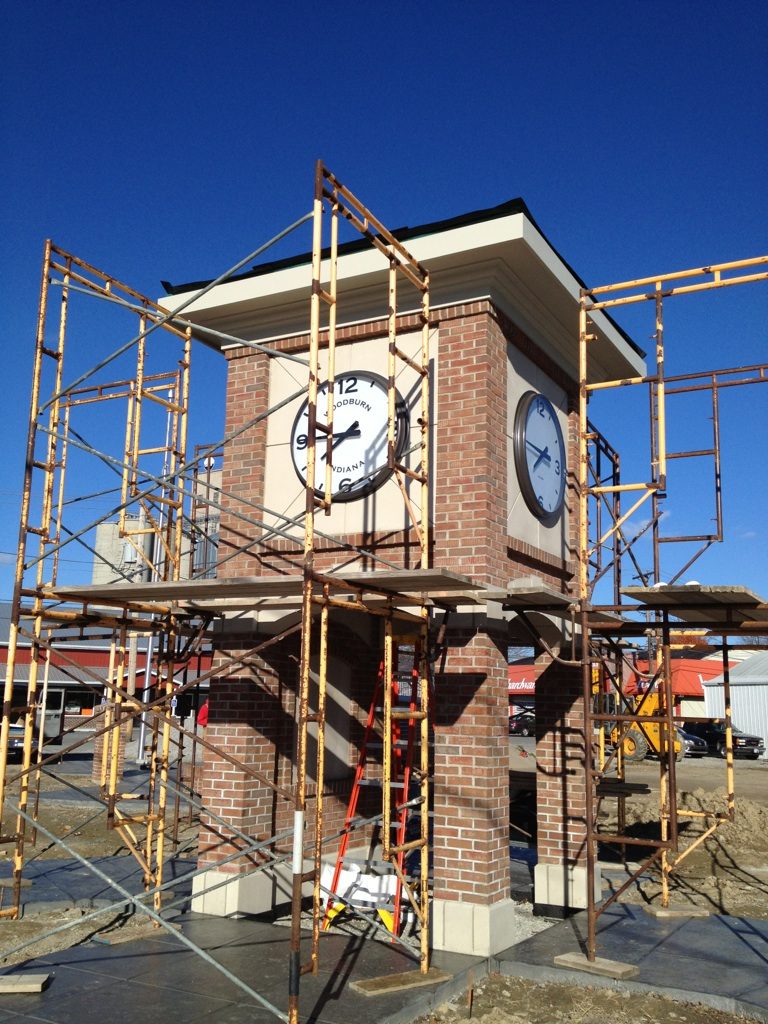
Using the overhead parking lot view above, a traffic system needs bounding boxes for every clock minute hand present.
[322,421,362,461]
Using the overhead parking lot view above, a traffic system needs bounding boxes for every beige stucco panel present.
[506,345,571,561]
[264,330,438,543]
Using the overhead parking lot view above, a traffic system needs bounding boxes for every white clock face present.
[290,371,408,502]
[513,391,566,521]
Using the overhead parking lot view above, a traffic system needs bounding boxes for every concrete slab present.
[4,858,768,1024]
[0,855,194,915]
[2,909,484,1024]
[553,951,638,978]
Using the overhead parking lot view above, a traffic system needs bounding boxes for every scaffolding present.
[0,163,464,1024]
[576,256,768,961]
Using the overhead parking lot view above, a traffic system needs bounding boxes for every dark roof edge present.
[160,197,643,359]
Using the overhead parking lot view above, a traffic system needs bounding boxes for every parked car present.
[509,712,535,736]
[676,727,708,758]
[683,719,765,759]
[6,723,38,761]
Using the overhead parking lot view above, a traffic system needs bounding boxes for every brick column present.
[193,619,378,917]
[429,309,516,955]
[218,347,269,578]
[431,616,518,955]
[533,659,596,914]
[192,639,297,916]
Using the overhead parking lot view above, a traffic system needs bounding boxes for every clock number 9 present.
[295,434,308,450]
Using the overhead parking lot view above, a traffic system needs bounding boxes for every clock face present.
[513,390,566,522]
[290,371,408,502]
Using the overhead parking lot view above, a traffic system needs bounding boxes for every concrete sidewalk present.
[0,852,766,1023]
[2,914,482,1024]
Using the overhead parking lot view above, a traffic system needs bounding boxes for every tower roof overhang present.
[160,198,645,384]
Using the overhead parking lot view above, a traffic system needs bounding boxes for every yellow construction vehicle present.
[591,663,682,763]
[607,690,683,763]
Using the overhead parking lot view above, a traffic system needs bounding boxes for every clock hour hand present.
[322,421,361,461]
[526,439,551,469]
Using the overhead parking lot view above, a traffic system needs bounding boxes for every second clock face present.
[513,390,567,521]
[290,371,408,502]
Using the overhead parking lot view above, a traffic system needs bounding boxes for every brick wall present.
[198,642,294,872]
[216,300,576,583]
[217,346,270,578]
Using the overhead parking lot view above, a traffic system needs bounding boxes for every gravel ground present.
[417,974,763,1024]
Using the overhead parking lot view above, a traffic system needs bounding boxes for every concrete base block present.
[643,904,711,919]
[431,897,521,957]
[534,863,600,913]
[351,968,452,996]
[554,951,639,979]
[0,973,51,993]
[191,863,311,917]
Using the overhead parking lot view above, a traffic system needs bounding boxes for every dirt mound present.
[599,789,768,917]
[603,789,768,860]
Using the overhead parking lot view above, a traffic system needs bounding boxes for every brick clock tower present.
[162,198,643,955]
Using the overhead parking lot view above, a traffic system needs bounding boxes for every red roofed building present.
[626,658,734,717]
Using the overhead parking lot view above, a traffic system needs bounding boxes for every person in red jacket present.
[196,698,209,730]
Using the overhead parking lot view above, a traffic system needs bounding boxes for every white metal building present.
[702,650,768,759]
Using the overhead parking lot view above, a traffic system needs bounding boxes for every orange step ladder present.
[322,639,422,936]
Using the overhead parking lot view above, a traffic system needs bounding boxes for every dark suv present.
[683,719,765,759]
[509,712,535,736]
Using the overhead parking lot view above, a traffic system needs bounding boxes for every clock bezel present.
[512,389,567,524]
[290,370,409,503]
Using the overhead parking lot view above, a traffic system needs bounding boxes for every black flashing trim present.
[161,199,532,297]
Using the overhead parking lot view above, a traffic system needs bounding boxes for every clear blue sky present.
[2,1,767,597]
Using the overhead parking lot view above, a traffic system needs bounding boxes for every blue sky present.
[2,1,767,598]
